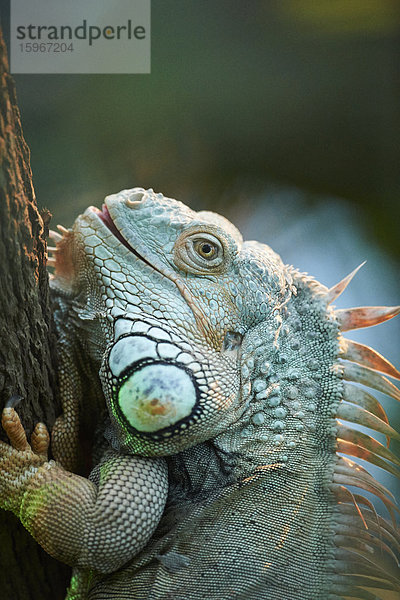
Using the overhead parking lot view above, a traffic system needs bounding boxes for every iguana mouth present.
[96,205,155,270]
[93,205,223,349]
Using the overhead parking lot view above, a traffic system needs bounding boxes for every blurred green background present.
[1,1,399,494]
[1,0,399,255]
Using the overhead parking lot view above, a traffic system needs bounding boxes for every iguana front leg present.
[51,349,81,472]
[50,313,87,473]
[0,407,168,573]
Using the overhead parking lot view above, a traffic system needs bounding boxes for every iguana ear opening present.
[47,225,76,292]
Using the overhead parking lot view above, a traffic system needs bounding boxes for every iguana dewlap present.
[0,188,399,600]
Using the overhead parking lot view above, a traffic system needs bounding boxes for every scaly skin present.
[0,188,399,599]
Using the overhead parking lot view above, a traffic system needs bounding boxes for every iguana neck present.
[214,270,341,474]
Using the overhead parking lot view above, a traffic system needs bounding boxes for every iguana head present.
[49,188,399,459]
[50,187,296,455]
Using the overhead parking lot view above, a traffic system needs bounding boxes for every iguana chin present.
[0,187,399,600]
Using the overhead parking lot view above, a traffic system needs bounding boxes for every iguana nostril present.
[125,189,145,208]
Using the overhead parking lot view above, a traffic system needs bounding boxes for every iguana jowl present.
[0,188,399,599]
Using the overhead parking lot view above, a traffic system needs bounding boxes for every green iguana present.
[0,188,399,599]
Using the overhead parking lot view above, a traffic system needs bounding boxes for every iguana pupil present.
[200,243,212,255]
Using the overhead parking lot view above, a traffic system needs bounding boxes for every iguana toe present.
[31,422,50,458]
[1,407,30,452]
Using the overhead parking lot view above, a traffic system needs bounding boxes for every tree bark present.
[0,28,70,600]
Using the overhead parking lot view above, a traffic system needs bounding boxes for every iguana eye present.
[194,240,218,259]
[174,231,226,274]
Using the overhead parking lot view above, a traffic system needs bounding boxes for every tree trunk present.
[0,28,70,600]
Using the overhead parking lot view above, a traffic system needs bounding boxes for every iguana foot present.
[0,407,50,514]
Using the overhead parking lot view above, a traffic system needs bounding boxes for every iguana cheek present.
[117,364,197,432]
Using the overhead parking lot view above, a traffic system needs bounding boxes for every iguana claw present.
[5,394,23,409]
